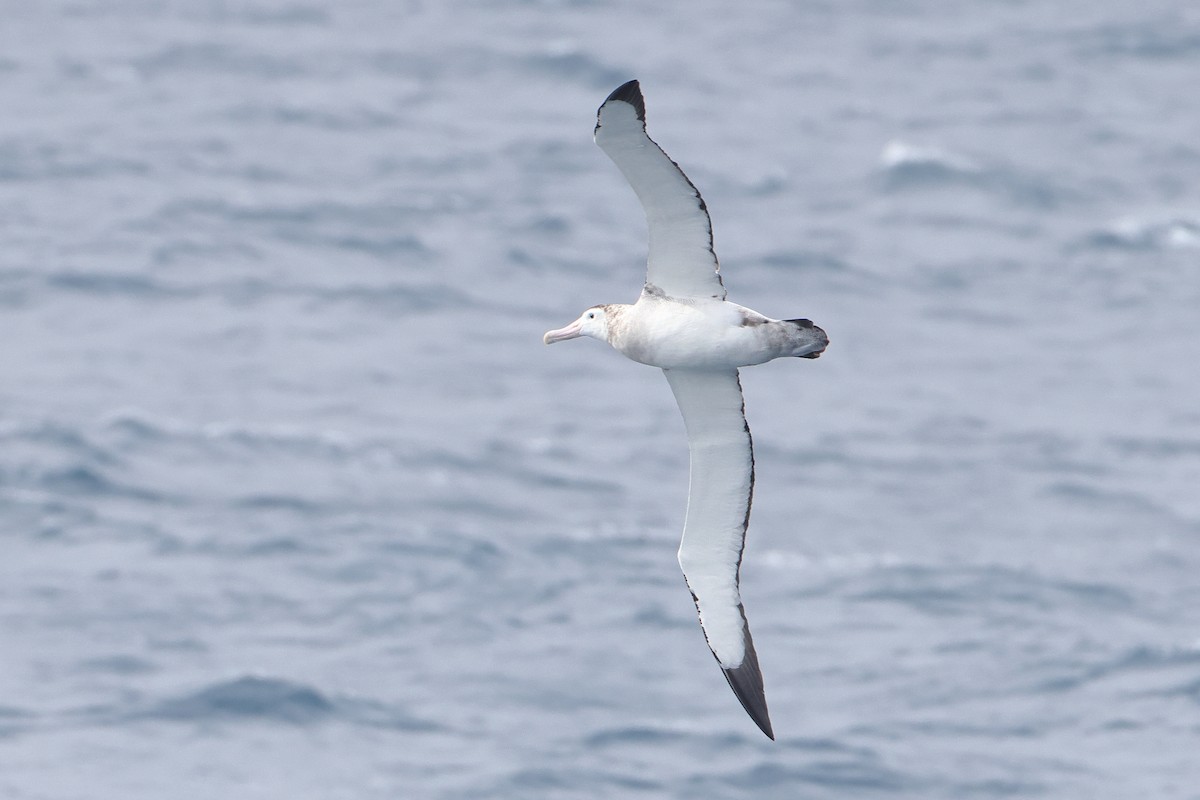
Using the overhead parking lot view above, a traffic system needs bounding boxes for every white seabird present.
[544,80,828,740]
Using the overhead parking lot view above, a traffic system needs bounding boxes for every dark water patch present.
[0,140,149,182]
[175,418,359,460]
[1109,435,1200,459]
[297,529,503,586]
[362,48,444,80]
[292,281,475,313]
[1043,481,1161,514]
[224,102,400,131]
[76,654,157,675]
[0,268,32,307]
[189,3,332,26]
[102,413,171,445]
[758,249,873,289]
[522,213,572,236]
[380,533,502,571]
[239,536,310,556]
[877,141,1070,209]
[18,268,418,309]
[333,696,440,733]
[921,305,1023,327]
[0,705,34,739]
[231,494,326,513]
[1082,215,1200,251]
[35,464,169,504]
[878,140,982,187]
[506,138,592,176]
[0,418,177,506]
[147,676,335,724]
[163,527,322,560]
[520,49,628,90]
[631,603,692,630]
[151,238,264,268]
[583,725,687,747]
[156,276,471,312]
[507,767,579,792]
[527,469,623,494]
[138,676,439,730]
[134,197,447,262]
[45,270,183,298]
[718,754,913,792]
[1032,644,1200,694]
[1076,18,1200,61]
[147,637,209,654]
[848,565,1135,618]
[506,766,662,794]
[134,43,311,80]
[948,776,1049,797]
[22,502,101,541]
[1161,676,1200,702]
[997,430,1105,476]
[897,718,1041,739]
[287,229,429,257]
[1,419,121,465]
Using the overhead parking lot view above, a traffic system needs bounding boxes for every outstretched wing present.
[662,368,773,740]
[595,80,726,301]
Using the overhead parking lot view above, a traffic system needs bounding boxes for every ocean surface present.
[2,1,1199,797]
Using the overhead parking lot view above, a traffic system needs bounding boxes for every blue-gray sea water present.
[3,1,1200,798]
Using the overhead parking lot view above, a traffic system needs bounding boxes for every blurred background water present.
[2,1,1199,797]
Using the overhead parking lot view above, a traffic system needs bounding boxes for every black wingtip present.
[602,79,645,121]
[720,630,775,740]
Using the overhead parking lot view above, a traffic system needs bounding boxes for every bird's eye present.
[587,312,595,319]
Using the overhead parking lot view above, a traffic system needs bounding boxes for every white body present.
[575,290,824,370]
[611,294,794,369]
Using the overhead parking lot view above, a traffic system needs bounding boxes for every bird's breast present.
[609,298,782,370]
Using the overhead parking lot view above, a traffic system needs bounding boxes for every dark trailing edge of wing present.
[602,79,646,121]
[720,609,775,740]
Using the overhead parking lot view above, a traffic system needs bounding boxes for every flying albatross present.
[543,80,828,740]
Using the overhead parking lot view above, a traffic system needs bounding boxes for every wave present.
[133,43,311,80]
[2,265,471,312]
[1076,20,1200,61]
[147,676,335,724]
[0,705,34,740]
[0,419,141,502]
[879,140,984,185]
[223,102,400,131]
[877,140,1067,208]
[722,754,911,792]
[135,196,436,254]
[4,411,548,534]
[844,564,1135,617]
[1031,643,1200,695]
[1085,212,1200,250]
[140,675,437,730]
[0,139,148,182]
[520,47,628,90]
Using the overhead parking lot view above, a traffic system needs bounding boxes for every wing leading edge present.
[595,80,726,301]
[663,368,773,740]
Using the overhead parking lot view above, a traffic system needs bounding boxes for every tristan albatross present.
[543,80,828,740]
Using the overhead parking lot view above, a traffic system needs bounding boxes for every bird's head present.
[543,305,610,345]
